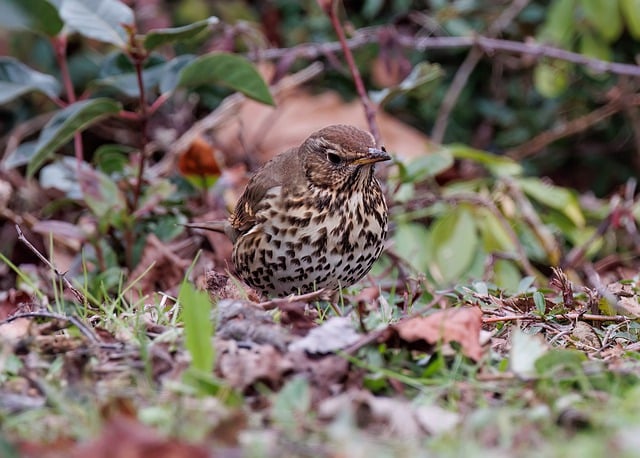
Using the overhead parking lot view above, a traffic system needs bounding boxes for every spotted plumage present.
[222,125,389,297]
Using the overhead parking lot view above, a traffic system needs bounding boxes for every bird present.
[192,124,390,297]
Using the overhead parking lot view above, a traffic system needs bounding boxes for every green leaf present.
[534,348,587,375]
[93,144,134,174]
[179,281,215,373]
[400,147,453,183]
[493,260,522,294]
[0,0,63,36]
[3,141,37,169]
[94,55,194,97]
[621,0,640,39]
[533,291,547,315]
[448,144,522,177]
[538,0,576,46]
[476,207,516,253]
[393,221,431,273]
[178,52,274,105]
[582,0,622,42]
[27,98,122,177]
[516,177,585,227]
[429,206,478,283]
[78,164,127,219]
[0,57,61,104]
[579,32,612,63]
[59,0,134,47]
[370,62,444,107]
[143,17,219,51]
[533,60,571,98]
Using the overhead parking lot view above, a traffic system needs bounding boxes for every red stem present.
[52,35,84,163]
[326,0,381,144]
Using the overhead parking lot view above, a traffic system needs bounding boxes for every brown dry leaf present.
[318,390,451,439]
[214,88,431,164]
[287,351,350,401]
[70,414,210,458]
[216,339,293,391]
[570,321,601,349]
[393,307,484,361]
[616,296,640,318]
[178,135,221,176]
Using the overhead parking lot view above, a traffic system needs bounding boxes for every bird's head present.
[300,125,390,190]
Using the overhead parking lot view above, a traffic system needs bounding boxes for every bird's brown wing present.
[229,149,302,234]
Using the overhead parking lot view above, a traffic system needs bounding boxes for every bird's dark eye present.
[327,152,342,164]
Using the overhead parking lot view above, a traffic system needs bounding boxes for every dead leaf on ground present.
[318,390,459,439]
[392,307,484,361]
[216,339,293,392]
[288,317,360,354]
[70,414,210,458]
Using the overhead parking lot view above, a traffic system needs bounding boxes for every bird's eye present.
[327,152,342,165]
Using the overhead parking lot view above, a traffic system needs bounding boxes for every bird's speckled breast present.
[232,182,388,297]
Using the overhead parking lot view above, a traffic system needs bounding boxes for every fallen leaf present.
[70,414,210,458]
[393,307,484,360]
[510,328,549,378]
[288,317,360,354]
[216,339,292,391]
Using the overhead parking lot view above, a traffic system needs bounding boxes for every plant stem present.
[52,35,84,163]
[325,0,381,144]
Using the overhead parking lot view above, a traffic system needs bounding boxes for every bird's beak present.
[351,147,391,165]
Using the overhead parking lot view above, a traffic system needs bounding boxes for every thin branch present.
[15,224,88,306]
[165,62,324,166]
[506,95,640,159]
[51,35,83,163]
[323,0,380,144]
[257,288,330,310]
[482,313,629,323]
[0,311,102,345]
[256,27,640,79]
[432,0,531,143]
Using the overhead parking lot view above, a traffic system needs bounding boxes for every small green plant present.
[1,0,274,296]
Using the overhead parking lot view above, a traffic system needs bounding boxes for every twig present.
[15,224,88,306]
[0,311,101,345]
[322,0,381,144]
[482,313,629,323]
[51,35,83,164]
[166,62,324,164]
[257,288,330,310]
[256,27,640,79]
[432,0,531,143]
[506,96,639,159]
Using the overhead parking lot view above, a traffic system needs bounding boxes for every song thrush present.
[198,124,390,297]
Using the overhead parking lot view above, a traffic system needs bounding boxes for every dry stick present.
[258,28,640,79]
[482,313,629,323]
[324,0,381,144]
[0,311,101,345]
[432,0,531,144]
[15,224,87,306]
[506,98,635,159]
[166,62,324,164]
[257,288,329,310]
